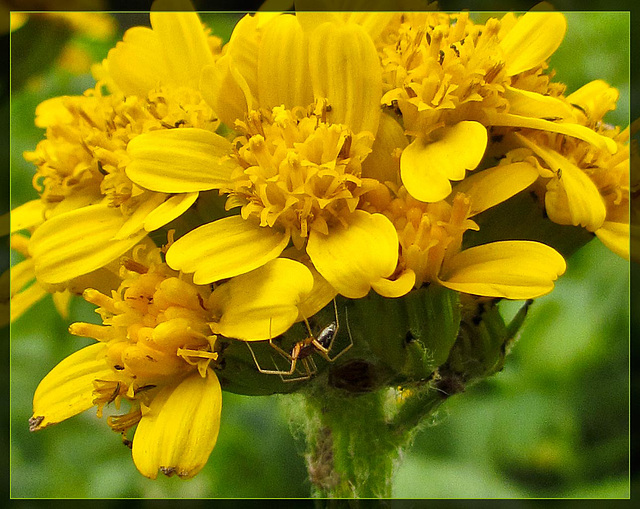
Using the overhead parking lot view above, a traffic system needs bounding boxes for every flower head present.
[29,246,223,479]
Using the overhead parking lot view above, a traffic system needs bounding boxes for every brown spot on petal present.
[28,416,45,432]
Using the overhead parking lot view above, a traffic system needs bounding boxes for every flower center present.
[70,251,218,391]
[227,104,380,248]
[364,185,477,285]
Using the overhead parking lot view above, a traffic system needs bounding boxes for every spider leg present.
[246,341,297,376]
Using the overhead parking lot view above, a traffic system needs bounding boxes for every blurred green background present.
[9,11,629,498]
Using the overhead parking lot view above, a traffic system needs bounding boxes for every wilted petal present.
[132,370,222,479]
[307,210,399,299]
[401,121,488,203]
[209,258,314,340]
[165,216,290,284]
[439,240,566,299]
[30,343,111,431]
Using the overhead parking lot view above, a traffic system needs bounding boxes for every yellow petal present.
[452,162,539,216]
[595,221,629,260]
[439,240,566,299]
[10,199,45,233]
[486,111,618,154]
[308,21,381,135]
[11,282,47,323]
[209,258,314,340]
[500,12,567,76]
[505,86,575,120]
[132,370,222,479]
[149,10,215,90]
[10,257,35,295]
[295,263,338,323]
[165,216,290,284]
[295,11,344,32]
[31,343,111,431]
[516,134,606,231]
[370,269,416,298]
[567,80,620,122]
[200,58,254,128]
[106,27,170,97]
[29,204,148,284]
[114,192,167,240]
[126,128,236,193]
[401,121,488,203]
[258,14,313,111]
[307,210,399,299]
[225,14,261,103]
[52,290,72,320]
[347,12,395,42]
[361,112,407,184]
[143,192,199,232]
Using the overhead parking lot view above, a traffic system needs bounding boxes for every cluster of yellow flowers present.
[11,9,629,480]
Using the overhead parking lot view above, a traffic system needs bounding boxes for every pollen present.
[70,249,218,392]
[227,104,381,249]
[367,186,478,286]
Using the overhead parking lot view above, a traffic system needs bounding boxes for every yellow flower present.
[29,246,223,479]
[22,11,224,286]
[363,181,566,299]
[126,13,411,300]
[378,11,617,204]
[498,80,630,259]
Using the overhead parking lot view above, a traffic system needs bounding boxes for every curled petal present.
[500,12,567,76]
[307,210,399,299]
[31,343,111,431]
[370,269,416,299]
[517,134,606,231]
[132,370,222,479]
[401,121,488,203]
[165,216,290,284]
[126,128,236,193]
[209,258,315,340]
[439,241,566,299]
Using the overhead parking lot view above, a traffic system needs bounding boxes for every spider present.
[246,299,353,382]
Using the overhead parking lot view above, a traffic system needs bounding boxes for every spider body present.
[246,300,352,382]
